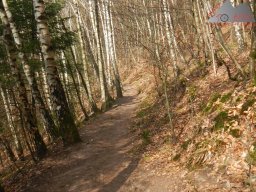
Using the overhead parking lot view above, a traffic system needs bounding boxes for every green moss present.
[203,93,221,113]
[141,130,151,144]
[197,62,205,68]
[173,153,181,161]
[220,92,232,103]
[212,93,222,102]
[251,74,256,87]
[188,86,197,102]
[181,139,191,150]
[229,129,241,138]
[136,110,146,118]
[216,139,226,148]
[140,99,151,109]
[213,111,229,131]
[203,105,210,113]
[236,97,242,103]
[247,142,256,165]
[250,50,256,60]
[241,99,256,113]
[199,101,207,111]
[136,100,152,118]
[178,76,187,86]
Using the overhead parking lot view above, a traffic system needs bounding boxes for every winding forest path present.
[24,84,148,192]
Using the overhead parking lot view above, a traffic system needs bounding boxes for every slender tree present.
[33,0,81,145]
[0,0,47,160]
[2,0,58,141]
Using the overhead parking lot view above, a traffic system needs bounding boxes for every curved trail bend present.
[24,84,146,192]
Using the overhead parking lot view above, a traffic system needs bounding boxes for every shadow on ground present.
[21,85,143,192]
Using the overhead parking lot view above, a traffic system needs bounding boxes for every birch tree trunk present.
[88,0,100,72]
[203,1,217,74]
[234,23,245,50]
[162,0,179,77]
[41,67,52,111]
[0,0,47,160]
[71,2,99,113]
[33,0,81,145]
[0,87,23,160]
[107,1,123,98]
[101,0,111,86]
[215,26,245,77]
[231,0,245,50]
[250,1,256,81]
[0,137,16,162]
[63,51,89,120]
[95,0,112,111]
[2,0,57,141]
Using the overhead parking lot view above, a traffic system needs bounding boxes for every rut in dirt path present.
[24,84,142,192]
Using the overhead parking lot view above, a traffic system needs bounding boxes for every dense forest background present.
[0,0,256,191]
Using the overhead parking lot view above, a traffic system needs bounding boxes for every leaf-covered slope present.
[133,64,256,191]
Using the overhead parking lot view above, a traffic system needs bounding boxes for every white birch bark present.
[95,0,112,111]
[33,0,81,144]
[234,23,245,50]
[0,87,23,159]
[70,1,98,112]
[2,0,57,141]
[0,0,47,159]
[101,0,112,86]
[162,0,179,76]
[103,0,122,97]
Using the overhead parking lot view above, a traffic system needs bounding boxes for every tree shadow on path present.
[98,157,141,192]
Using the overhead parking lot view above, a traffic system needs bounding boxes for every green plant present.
[136,98,154,119]
[188,86,197,102]
[229,129,241,138]
[241,99,256,114]
[141,130,151,144]
[173,153,181,161]
[220,92,232,103]
[247,142,256,166]
[213,111,229,131]
[181,139,191,150]
[197,61,205,68]
[178,76,187,86]
[203,92,221,113]
[136,110,147,118]
[250,50,256,60]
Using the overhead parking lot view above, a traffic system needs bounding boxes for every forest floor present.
[12,62,251,192]
[20,83,180,192]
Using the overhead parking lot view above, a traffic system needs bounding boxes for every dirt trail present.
[23,84,152,192]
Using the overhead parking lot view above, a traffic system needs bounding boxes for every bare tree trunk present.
[33,0,81,145]
[2,0,58,141]
[215,26,245,77]
[95,0,112,111]
[162,0,179,77]
[0,137,16,163]
[63,51,89,120]
[71,2,99,113]
[108,1,123,98]
[250,1,256,82]
[0,1,47,160]
[0,87,24,160]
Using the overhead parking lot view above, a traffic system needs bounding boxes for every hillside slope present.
[131,63,256,191]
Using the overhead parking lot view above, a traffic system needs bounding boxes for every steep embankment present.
[132,63,256,191]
